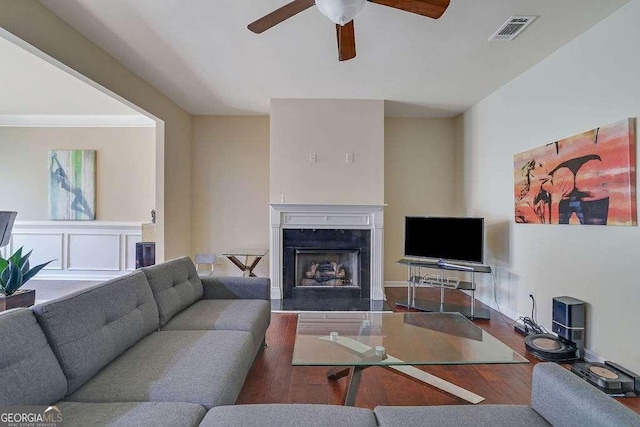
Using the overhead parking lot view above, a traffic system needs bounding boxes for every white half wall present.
[460,0,640,372]
[3,221,142,280]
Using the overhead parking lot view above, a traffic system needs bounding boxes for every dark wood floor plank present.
[236,286,640,413]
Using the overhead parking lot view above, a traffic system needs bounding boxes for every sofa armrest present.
[531,362,640,426]
[201,275,270,301]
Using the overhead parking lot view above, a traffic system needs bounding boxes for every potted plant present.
[0,247,54,311]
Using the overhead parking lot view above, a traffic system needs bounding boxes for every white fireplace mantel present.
[269,203,385,301]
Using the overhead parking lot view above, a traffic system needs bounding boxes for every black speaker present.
[552,296,585,359]
[136,242,156,269]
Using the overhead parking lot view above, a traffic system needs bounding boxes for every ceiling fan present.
[248,0,450,61]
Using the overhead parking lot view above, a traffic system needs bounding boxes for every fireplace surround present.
[269,204,385,307]
[283,229,370,300]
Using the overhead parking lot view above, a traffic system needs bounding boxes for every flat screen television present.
[404,216,484,264]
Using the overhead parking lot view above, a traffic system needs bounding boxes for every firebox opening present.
[282,228,371,300]
[295,249,360,288]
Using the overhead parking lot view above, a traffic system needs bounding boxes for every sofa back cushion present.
[0,308,67,405]
[531,362,640,426]
[142,256,204,326]
[32,271,159,393]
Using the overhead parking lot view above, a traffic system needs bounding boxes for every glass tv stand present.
[396,258,492,319]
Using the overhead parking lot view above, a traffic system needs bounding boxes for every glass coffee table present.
[293,311,528,406]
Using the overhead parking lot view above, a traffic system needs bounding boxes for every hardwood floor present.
[237,286,640,413]
[25,279,640,413]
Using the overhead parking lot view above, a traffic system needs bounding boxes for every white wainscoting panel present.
[10,232,64,270]
[7,221,142,280]
[68,234,121,271]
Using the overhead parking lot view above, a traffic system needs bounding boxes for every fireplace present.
[282,229,370,300]
[269,204,385,306]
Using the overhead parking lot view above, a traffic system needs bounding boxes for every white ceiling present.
[0,35,141,117]
[38,0,630,118]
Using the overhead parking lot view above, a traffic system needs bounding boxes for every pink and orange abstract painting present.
[514,118,636,226]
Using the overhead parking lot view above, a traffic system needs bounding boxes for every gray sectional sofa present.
[0,256,271,425]
[198,362,640,427]
[1,256,639,426]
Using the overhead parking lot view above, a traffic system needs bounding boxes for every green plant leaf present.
[21,259,31,276]
[0,264,11,288]
[22,259,55,284]
[9,247,23,265]
[4,261,24,296]
[19,249,33,269]
[0,246,55,295]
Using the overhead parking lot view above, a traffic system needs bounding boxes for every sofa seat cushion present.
[32,271,159,393]
[142,257,204,326]
[161,299,271,353]
[200,404,377,427]
[66,330,254,409]
[0,308,67,405]
[56,401,206,427]
[373,405,550,426]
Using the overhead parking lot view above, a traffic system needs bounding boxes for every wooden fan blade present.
[248,0,315,33]
[336,21,356,61]
[368,0,450,19]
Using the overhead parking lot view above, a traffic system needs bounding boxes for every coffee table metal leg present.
[385,365,484,404]
[343,366,365,406]
[322,336,485,405]
[327,366,351,380]
[326,366,367,406]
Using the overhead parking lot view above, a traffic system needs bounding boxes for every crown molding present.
[0,114,155,127]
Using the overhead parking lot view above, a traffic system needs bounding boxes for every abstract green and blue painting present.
[48,150,96,220]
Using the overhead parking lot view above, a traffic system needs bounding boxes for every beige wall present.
[461,0,640,371]
[0,127,155,221]
[0,0,192,261]
[384,118,458,281]
[191,114,460,282]
[270,99,384,205]
[191,116,270,277]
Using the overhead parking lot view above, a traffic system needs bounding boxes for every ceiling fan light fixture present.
[315,0,366,26]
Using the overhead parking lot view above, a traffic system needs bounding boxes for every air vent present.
[489,16,538,41]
